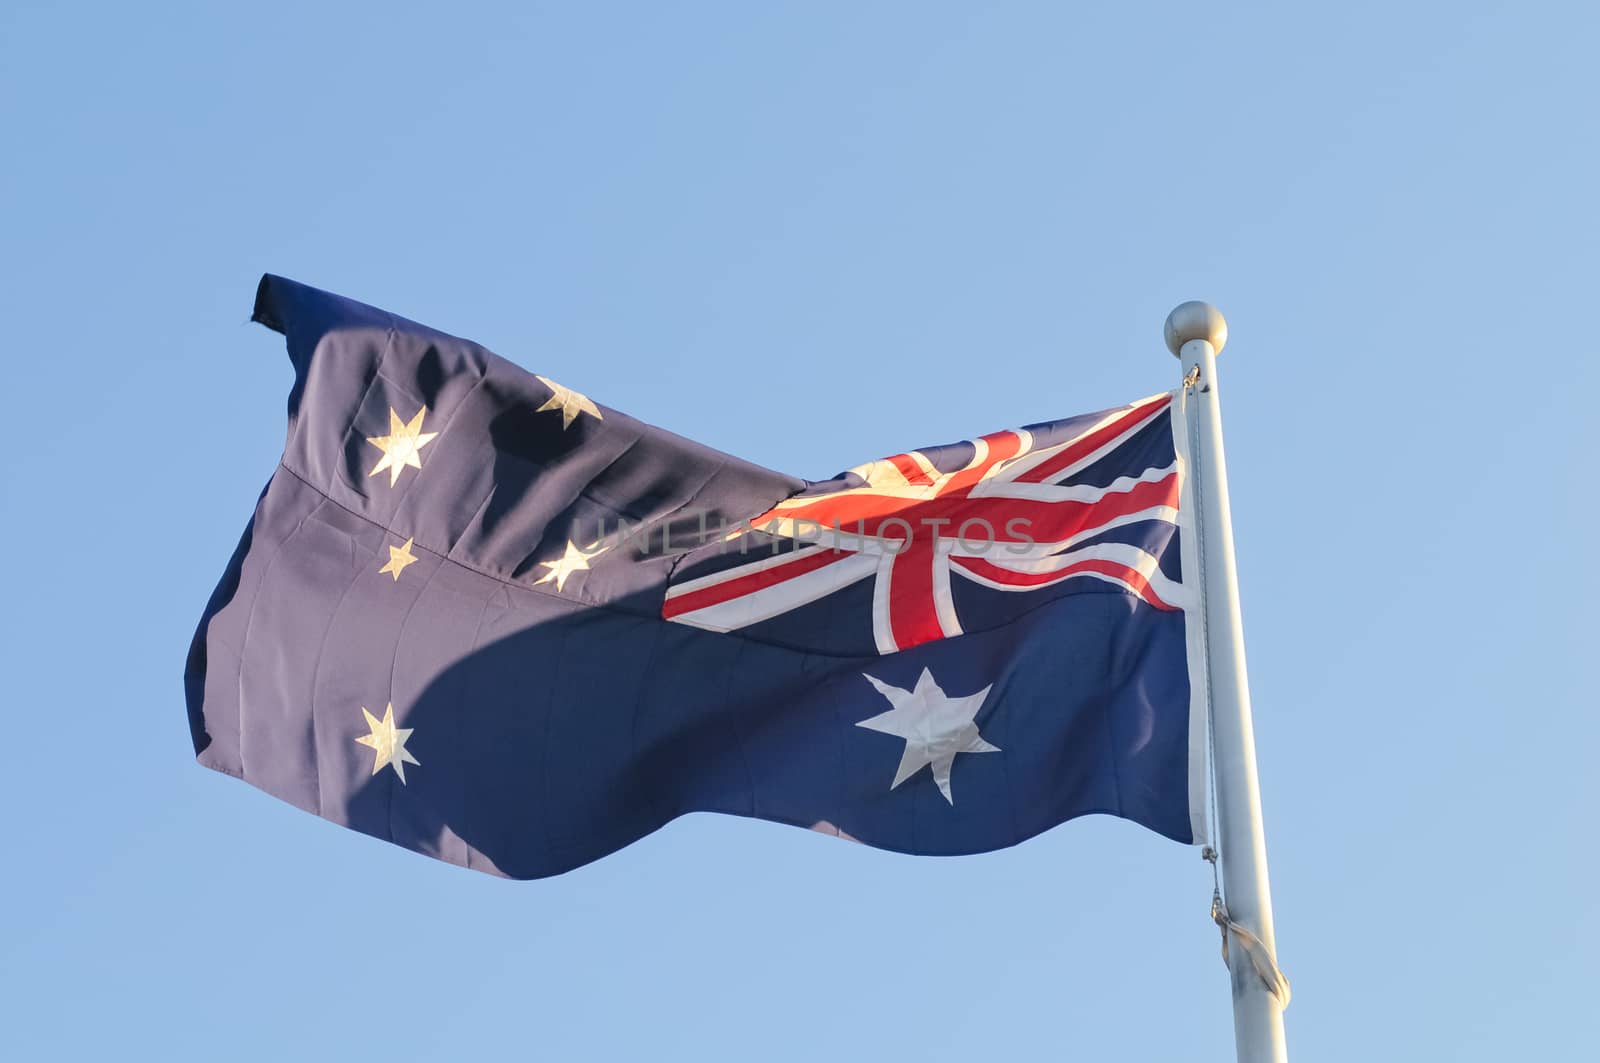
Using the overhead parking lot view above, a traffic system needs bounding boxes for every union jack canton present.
[664,393,1195,657]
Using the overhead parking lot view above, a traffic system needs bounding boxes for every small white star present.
[535,376,602,429]
[857,668,999,805]
[535,539,604,592]
[354,703,420,783]
[377,537,419,581]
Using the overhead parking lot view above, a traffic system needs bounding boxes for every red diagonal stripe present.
[1013,394,1170,484]
[662,548,855,619]
[943,431,1025,493]
[888,452,936,485]
[744,468,1176,547]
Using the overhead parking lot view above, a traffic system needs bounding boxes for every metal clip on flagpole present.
[1166,303,1290,1063]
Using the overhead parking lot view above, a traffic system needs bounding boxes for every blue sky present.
[2,3,1594,1059]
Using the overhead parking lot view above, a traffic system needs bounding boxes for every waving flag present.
[185,276,1209,879]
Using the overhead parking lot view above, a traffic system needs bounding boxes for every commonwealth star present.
[857,668,999,805]
[365,406,438,487]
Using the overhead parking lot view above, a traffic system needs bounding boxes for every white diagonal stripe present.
[666,551,880,632]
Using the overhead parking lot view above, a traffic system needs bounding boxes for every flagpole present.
[1165,302,1289,1063]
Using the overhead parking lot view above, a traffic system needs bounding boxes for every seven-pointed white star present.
[354,703,420,783]
[365,406,438,487]
[857,668,999,804]
[535,376,602,429]
[535,539,604,592]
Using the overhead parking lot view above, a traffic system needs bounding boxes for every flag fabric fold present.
[185,275,1208,879]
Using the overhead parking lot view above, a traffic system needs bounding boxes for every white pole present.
[1165,302,1288,1063]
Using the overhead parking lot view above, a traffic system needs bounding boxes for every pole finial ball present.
[1163,301,1228,358]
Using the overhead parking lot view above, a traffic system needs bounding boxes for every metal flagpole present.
[1165,302,1289,1063]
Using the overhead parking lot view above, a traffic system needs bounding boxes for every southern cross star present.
[354,703,420,783]
[365,406,438,487]
[378,537,419,581]
[535,376,602,429]
[535,539,604,593]
[857,668,999,805]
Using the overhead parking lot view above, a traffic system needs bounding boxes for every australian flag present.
[185,276,1210,879]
